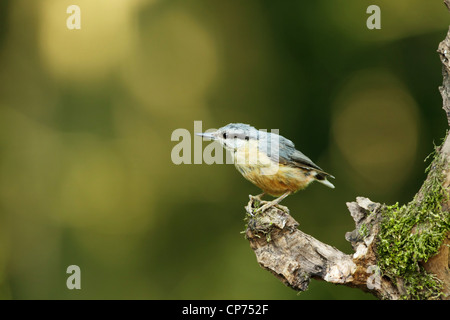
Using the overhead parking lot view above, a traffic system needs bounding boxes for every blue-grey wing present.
[260,132,333,178]
[288,148,334,178]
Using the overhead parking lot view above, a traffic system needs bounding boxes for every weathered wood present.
[245,196,403,299]
[438,27,450,125]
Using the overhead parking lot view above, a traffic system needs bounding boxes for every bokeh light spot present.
[332,70,420,191]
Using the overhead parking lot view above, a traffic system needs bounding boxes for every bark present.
[245,196,403,299]
[244,7,450,300]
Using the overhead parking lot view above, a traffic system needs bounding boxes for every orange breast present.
[232,142,315,196]
[236,163,315,196]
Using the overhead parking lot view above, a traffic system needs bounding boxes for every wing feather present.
[259,131,334,178]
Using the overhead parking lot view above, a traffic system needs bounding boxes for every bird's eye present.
[223,133,227,139]
[245,136,249,141]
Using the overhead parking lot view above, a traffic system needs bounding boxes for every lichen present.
[377,141,450,299]
[244,210,275,243]
[243,196,291,243]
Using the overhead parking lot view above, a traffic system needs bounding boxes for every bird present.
[196,123,334,213]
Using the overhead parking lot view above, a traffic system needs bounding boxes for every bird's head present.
[196,123,259,151]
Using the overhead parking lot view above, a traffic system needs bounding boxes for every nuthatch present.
[196,123,334,213]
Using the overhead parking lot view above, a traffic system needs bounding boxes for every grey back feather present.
[258,130,331,177]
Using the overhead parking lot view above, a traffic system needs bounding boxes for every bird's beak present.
[195,132,216,140]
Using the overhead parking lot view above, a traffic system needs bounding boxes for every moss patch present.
[243,207,277,243]
[377,142,450,299]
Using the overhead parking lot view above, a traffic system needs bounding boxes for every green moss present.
[377,141,450,299]
[359,223,369,238]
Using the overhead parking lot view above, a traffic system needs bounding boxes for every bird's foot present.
[254,191,291,214]
[245,196,276,216]
[254,200,278,214]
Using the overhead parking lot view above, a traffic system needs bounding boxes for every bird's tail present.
[317,178,335,189]
[314,171,335,189]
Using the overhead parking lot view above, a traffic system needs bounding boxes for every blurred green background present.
[0,0,449,299]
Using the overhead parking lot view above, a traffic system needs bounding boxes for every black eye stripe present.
[223,133,227,139]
